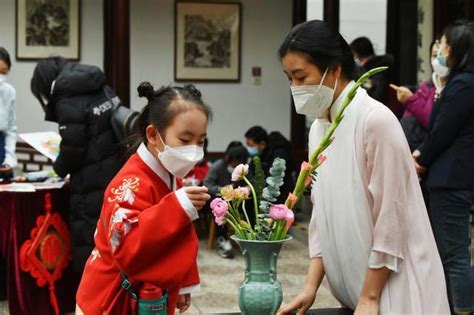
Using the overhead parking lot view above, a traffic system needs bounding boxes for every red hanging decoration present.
[19,193,72,315]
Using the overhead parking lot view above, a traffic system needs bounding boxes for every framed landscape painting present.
[16,0,81,60]
[175,1,241,82]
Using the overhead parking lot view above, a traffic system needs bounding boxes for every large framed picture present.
[175,1,241,82]
[16,0,81,60]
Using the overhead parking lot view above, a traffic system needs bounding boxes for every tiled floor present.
[0,235,339,315]
[1,222,473,314]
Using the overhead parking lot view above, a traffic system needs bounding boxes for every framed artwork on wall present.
[175,1,241,82]
[16,0,81,60]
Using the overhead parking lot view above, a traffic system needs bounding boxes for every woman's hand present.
[277,285,317,315]
[412,150,426,175]
[355,296,379,315]
[177,293,191,313]
[0,164,11,173]
[390,84,413,104]
[184,186,210,210]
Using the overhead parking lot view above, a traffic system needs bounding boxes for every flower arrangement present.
[211,67,388,241]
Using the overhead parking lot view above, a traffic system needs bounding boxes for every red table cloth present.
[0,188,80,315]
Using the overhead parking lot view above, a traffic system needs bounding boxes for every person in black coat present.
[350,37,395,110]
[203,141,248,259]
[245,126,294,204]
[415,20,474,314]
[31,57,122,272]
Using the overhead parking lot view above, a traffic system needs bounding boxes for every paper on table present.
[0,182,65,192]
[20,132,61,162]
[0,183,36,192]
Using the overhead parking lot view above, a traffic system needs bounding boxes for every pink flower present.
[300,161,312,172]
[318,154,327,165]
[211,198,228,218]
[288,193,298,208]
[285,209,295,231]
[234,186,250,200]
[232,164,249,182]
[269,204,290,220]
[215,216,226,226]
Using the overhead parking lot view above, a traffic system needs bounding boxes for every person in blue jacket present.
[0,47,17,180]
[415,20,474,314]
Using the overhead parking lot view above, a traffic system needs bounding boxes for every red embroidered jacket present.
[76,144,200,314]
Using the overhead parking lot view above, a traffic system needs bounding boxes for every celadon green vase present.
[231,235,293,315]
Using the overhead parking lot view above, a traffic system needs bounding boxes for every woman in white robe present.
[277,20,450,315]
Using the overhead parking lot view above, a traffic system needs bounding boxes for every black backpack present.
[103,86,139,146]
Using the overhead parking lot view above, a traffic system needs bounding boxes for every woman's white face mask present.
[0,74,7,86]
[155,132,204,179]
[290,67,338,118]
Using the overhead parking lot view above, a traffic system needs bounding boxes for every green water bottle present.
[138,285,168,315]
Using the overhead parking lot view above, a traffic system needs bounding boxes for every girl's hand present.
[390,84,413,104]
[355,297,379,315]
[277,285,316,315]
[177,293,191,313]
[184,186,210,210]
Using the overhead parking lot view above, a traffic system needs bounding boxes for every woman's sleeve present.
[308,213,322,259]
[105,178,200,288]
[4,87,17,167]
[364,107,413,272]
[308,190,322,259]
[404,82,433,129]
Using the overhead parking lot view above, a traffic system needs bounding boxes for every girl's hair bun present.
[137,81,155,100]
[184,84,202,99]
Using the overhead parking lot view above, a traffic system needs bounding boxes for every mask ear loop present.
[316,67,330,92]
[155,130,167,154]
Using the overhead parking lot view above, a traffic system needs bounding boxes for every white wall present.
[307,0,324,20]
[130,0,293,152]
[0,0,104,134]
[339,0,387,55]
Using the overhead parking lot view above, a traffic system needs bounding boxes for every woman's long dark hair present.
[444,19,474,81]
[279,20,357,80]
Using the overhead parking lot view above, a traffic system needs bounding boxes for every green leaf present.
[252,156,266,206]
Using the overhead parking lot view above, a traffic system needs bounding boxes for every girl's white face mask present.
[290,68,338,118]
[155,132,204,179]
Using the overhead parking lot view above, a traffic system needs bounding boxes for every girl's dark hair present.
[444,19,474,81]
[279,20,356,80]
[350,37,375,58]
[0,47,11,69]
[131,82,212,149]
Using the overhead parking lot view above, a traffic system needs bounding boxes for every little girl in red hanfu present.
[76,82,212,314]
